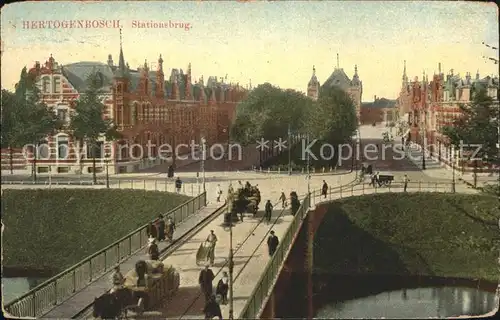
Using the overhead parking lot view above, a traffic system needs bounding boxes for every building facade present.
[306,56,363,123]
[13,45,248,175]
[360,96,396,125]
[397,61,499,172]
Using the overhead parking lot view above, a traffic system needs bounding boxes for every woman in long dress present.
[165,217,175,242]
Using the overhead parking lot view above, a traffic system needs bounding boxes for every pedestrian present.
[279,191,287,208]
[403,174,410,192]
[267,230,279,257]
[110,265,125,292]
[147,222,158,240]
[199,264,215,303]
[206,230,218,265]
[370,173,376,187]
[147,238,159,260]
[321,180,328,198]
[264,200,273,223]
[216,271,229,305]
[156,214,166,242]
[203,294,222,320]
[165,216,175,242]
[216,184,222,202]
[238,180,243,188]
[375,171,381,187]
[175,177,182,193]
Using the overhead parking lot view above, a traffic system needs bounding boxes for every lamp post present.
[201,136,206,193]
[451,145,456,193]
[105,151,110,189]
[421,111,427,170]
[307,133,311,196]
[288,124,292,175]
[228,207,235,320]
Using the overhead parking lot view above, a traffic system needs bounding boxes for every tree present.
[2,67,61,179]
[440,88,499,183]
[70,72,121,184]
[230,83,311,144]
[307,86,357,143]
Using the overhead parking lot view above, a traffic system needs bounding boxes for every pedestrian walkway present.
[132,174,357,319]
[41,202,221,318]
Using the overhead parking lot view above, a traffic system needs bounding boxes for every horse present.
[93,292,121,319]
[93,288,136,319]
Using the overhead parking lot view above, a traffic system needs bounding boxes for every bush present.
[1,189,191,273]
[314,193,500,281]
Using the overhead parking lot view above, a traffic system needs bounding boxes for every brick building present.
[398,61,499,172]
[306,54,363,123]
[360,96,396,125]
[8,44,248,175]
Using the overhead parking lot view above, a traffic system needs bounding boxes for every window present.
[86,141,103,159]
[131,103,138,125]
[42,76,50,93]
[53,76,61,93]
[57,136,69,159]
[37,139,50,159]
[57,108,68,122]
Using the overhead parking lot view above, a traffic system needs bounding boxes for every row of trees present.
[1,68,119,182]
[230,83,358,163]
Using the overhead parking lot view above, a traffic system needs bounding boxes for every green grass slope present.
[314,193,500,281]
[2,189,191,273]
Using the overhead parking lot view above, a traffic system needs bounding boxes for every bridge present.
[4,176,473,319]
[3,124,476,318]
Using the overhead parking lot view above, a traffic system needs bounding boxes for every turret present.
[185,63,193,100]
[155,55,165,98]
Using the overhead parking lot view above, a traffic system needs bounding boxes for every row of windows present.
[35,140,106,160]
[41,76,61,93]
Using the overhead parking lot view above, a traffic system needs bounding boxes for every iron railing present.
[4,192,207,318]
[239,181,457,319]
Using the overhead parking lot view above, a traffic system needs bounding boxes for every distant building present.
[397,61,499,172]
[306,54,363,123]
[3,42,248,174]
[360,96,396,125]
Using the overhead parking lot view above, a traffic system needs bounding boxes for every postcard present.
[1,1,499,319]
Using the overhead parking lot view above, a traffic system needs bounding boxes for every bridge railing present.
[239,181,455,319]
[4,192,207,319]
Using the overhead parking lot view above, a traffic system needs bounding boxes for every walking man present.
[403,174,410,192]
[175,177,182,193]
[206,230,218,265]
[279,191,287,208]
[216,184,222,202]
[267,230,279,257]
[165,216,175,242]
[199,265,215,303]
[110,265,125,292]
[216,271,229,305]
[321,180,328,199]
[264,200,273,223]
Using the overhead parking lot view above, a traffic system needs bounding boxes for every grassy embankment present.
[2,189,191,274]
[315,193,500,282]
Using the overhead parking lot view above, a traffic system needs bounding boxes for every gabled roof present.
[322,68,352,91]
[62,62,114,92]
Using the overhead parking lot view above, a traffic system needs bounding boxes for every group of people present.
[199,265,228,320]
[146,214,176,260]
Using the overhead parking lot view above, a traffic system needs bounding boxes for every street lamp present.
[105,151,110,189]
[451,145,456,193]
[421,111,427,170]
[306,133,311,196]
[228,206,235,320]
[201,136,206,193]
[288,124,292,175]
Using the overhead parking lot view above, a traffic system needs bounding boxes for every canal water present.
[2,277,47,304]
[315,286,498,318]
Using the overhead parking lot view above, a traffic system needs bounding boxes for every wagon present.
[377,173,394,186]
[196,241,213,266]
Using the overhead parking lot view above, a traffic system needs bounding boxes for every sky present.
[1,0,498,101]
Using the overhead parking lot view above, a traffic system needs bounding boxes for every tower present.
[307,65,320,101]
[402,60,408,87]
[350,65,362,123]
[155,55,165,98]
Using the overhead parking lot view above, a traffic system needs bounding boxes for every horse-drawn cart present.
[377,172,394,186]
[224,185,261,225]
